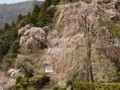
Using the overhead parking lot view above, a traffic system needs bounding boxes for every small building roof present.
[46,48,75,55]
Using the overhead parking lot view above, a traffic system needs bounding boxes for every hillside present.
[0,0,43,28]
[0,0,120,90]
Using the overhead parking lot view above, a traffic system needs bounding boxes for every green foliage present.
[59,0,70,4]
[52,86,59,90]
[32,5,41,14]
[100,19,120,36]
[30,5,41,25]
[114,24,120,35]
[8,84,21,90]
[29,75,50,89]
[52,0,60,5]
[0,35,10,58]
[19,19,26,27]
[71,0,79,2]
[71,74,81,82]
[10,73,50,90]
[19,88,26,90]
[11,21,15,27]
[81,0,92,3]
[27,87,35,90]
[72,82,120,90]
[19,65,34,80]
[37,0,54,27]
[115,1,120,12]
[58,0,80,4]
[10,38,20,53]
[0,59,12,70]
[0,23,20,59]
[0,29,3,35]
[53,22,63,34]
[17,14,24,23]
[18,78,28,89]
[103,0,112,4]
[4,23,11,31]
[24,12,32,25]
[58,88,66,90]
[52,86,66,90]
[16,75,22,84]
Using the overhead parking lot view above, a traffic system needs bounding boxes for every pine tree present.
[0,29,3,35]
[11,21,15,27]
[52,0,60,5]
[25,12,32,24]
[32,5,40,14]
[3,23,10,31]
[17,14,23,23]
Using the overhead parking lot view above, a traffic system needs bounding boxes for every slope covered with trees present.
[0,0,120,90]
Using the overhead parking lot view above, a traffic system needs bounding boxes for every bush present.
[81,0,92,3]
[19,88,26,90]
[27,87,36,90]
[103,0,112,4]
[58,88,66,90]
[16,75,22,84]
[52,86,59,90]
[19,78,28,89]
[52,86,66,90]
[29,75,50,89]
[72,82,120,90]
[9,84,21,90]
[115,1,120,12]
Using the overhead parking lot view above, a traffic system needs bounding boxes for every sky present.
[0,0,45,4]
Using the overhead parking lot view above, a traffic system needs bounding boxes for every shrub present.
[16,75,22,84]
[9,84,21,90]
[19,78,28,89]
[103,0,112,4]
[58,88,66,90]
[52,86,66,90]
[29,75,50,89]
[27,87,36,90]
[72,82,120,90]
[81,0,92,3]
[115,1,120,12]
[19,88,26,90]
[52,86,59,90]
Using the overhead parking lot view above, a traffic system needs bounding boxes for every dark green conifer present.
[17,14,23,23]
[3,23,11,31]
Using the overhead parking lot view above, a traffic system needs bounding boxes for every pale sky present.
[0,0,45,4]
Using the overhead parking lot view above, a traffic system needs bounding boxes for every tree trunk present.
[86,38,94,82]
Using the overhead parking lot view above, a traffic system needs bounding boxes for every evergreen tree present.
[25,12,32,24]
[32,5,40,14]
[0,34,10,58]
[37,0,53,26]
[0,29,3,35]
[17,14,23,23]
[10,39,20,53]
[3,23,10,31]
[11,21,15,27]
[52,0,60,5]
[31,5,41,25]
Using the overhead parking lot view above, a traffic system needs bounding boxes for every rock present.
[8,68,22,78]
